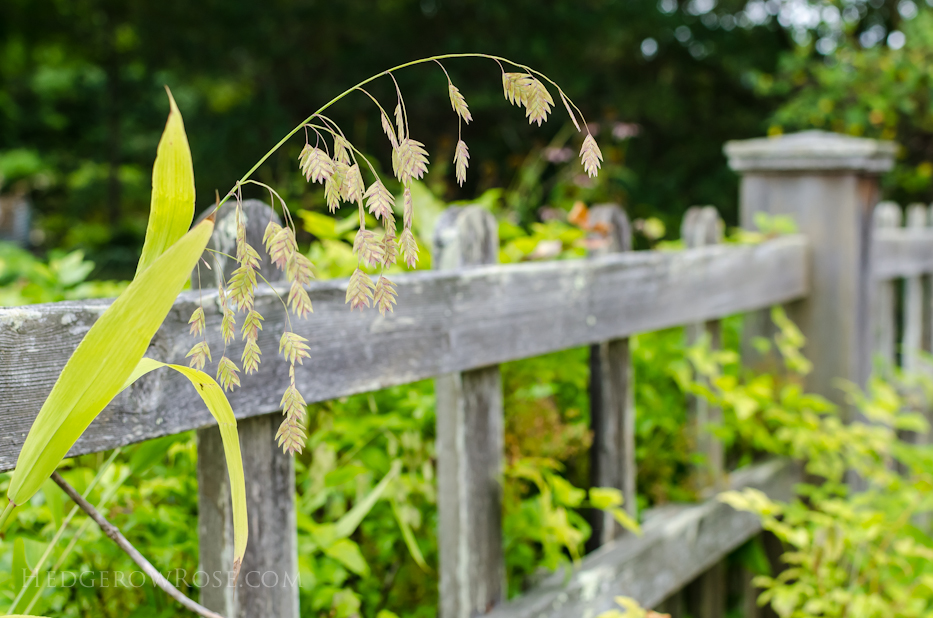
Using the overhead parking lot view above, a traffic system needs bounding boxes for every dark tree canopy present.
[1,0,801,276]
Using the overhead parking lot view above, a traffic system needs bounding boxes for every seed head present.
[299,145,334,184]
[365,179,395,223]
[373,276,398,315]
[580,134,603,178]
[453,140,470,186]
[346,268,375,311]
[448,82,472,124]
[399,228,419,269]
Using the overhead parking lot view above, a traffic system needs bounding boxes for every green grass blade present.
[6,217,214,507]
[332,460,401,540]
[124,357,248,579]
[12,537,43,613]
[135,87,196,278]
[390,498,429,572]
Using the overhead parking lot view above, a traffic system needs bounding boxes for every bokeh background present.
[4,0,926,279]
[4,3,933,617]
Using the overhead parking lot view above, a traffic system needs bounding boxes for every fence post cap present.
[724,130,897,174]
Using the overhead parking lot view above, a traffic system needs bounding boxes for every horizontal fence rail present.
[485,459,799,618]
[3,131,930,618]
[0,235,807,472]
[873,226,933,279]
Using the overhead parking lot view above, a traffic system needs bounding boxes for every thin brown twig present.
[51,471,227,618]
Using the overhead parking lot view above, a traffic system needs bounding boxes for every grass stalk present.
[0,500,13,530]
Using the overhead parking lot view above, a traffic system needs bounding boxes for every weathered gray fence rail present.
[0,233,806,472]
[3,129,931,618]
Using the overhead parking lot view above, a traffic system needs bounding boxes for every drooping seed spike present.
[394,102,405,141]
[188,306,205,337]
[399,228,419,269]
[381,112,399,149]
[186,341,212,371]
[448,82,472,124]
[298,145,334,184]
[373,276,398,316]
[580,134,604,178]
[216,356,241,392]
[346,268,375,311]
[392,138,430,185]
[402,186,415,231]
[279,331,312,365]
[453,140,470,186]
[365,179,395,223]
[560,91,582,132]
[524,77,554,126]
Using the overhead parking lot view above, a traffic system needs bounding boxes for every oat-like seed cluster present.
[186,56,603,455]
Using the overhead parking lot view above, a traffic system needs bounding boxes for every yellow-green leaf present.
[12,537,43,611]
[589,486,623,510]
[42,478,64,530]
[7,216,214,507]
[390,498,429,572]
[610,507,641,535]
[135,87,196,278]
[323,538,369,576]
[123,357,248,579]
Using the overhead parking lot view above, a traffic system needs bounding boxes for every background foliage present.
[3,0,933,616]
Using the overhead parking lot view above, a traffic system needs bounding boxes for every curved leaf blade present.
[135,87,196,278]
[124,357,248,579]
[7,217,214,507]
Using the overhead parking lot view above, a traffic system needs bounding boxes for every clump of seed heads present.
[185,55,603,455]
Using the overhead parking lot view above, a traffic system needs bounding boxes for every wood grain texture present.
[198,414,299,618]
[433,206,506,618]
[196,201,299,618]
[735,170,878,406]
[0,235,807,472]
[683,206,725,494]
[682,206,727,618]
[588,205,637,549]
[484,460,800,618]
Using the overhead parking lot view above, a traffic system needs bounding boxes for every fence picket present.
[433,206,506,618]
[682,206,726,618]
[902,204,927,374]
[587,205,637,548]
[194,200,299,618]
[872,202,902,370]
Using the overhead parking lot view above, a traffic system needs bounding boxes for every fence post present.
[433,206,505,618]
[586,205,637,549]
[195,200,299,618]
[725,131,896,405]
[681,206,726,618]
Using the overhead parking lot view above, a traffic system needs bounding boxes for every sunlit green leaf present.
[7,217,214,508]
[135,87,196,277]
[122,357,248,578]
[323,538,369,576]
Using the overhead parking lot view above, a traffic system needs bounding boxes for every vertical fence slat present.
[682,206,726,618]
[587,205,636,549]
[902,204,926,374]
[196,201,299,618]
[434,206,505,618]
[925,204,933,361]
[872,201,902,370]
[683,206,725,493]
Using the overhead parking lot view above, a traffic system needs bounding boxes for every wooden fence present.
[0,129,926,618]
